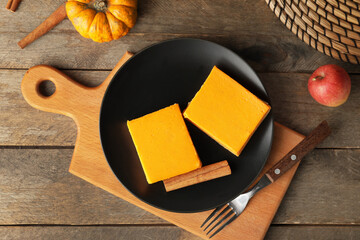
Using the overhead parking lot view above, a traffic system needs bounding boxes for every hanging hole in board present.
[38,80,56,97]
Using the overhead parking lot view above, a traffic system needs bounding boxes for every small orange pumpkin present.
[66,0,137,43]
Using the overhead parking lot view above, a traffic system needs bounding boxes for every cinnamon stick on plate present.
[6,0,22,12]
[18,4,67,49]
[163,160,231,192]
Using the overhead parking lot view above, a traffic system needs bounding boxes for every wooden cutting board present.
[21,52,305,240]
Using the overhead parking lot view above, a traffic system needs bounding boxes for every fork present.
[201,120,331,238]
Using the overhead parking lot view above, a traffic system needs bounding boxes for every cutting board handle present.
[21,52,134,120]
[21,65,91,119]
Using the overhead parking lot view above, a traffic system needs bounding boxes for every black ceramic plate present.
[100,38,273,213]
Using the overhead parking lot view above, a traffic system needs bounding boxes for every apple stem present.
[312,76,324,81]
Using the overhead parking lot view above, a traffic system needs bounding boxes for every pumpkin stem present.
[94,0,107,11]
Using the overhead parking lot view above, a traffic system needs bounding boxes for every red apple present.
[308,64,351,107]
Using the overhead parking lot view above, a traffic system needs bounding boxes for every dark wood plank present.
[266,226,360,240]
[0,70,359,147]
[0,148,165,225]
[0,148,358,225]
[272,149,360,224]
[0,0,278,33]
[0,226,200,240]
[0,0,359,72]
[0,0,285,35]
[259,72,360,149]
[1,32,358,73]
[0,70,106,146]
[0,226,359,240]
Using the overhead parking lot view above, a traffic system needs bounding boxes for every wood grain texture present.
[0,0,359,72]
[1,148,358,225]
[1,70,359,147]
[0,0,358,54]
[273,148,360,225]
[0,226,200,240]
[0,0,304,35]
[0,148,164,225]
[260,72,360,149]
[18,4,67,49]
[0,70,104,146]
[265,226,360,239]
[0,226,359,240]
[1,32,359,73]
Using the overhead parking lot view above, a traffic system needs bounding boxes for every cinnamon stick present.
[6,0,22,12]
[18,4,67,49]
[163,160,231,192]
[5,0,12,10]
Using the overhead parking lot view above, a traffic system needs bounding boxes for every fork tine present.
[203,205,231,231]
[200,205,223,228]
[206,210,234,235]
[208,213,238,238]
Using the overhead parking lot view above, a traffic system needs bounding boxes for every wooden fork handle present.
[265,120,331,182]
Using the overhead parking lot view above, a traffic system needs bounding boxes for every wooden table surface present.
[0,0,359,239]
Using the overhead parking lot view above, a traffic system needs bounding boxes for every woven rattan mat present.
[266,0,360,64]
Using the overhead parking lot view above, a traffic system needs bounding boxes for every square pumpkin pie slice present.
[184,66,271,156]
[127,104,202,184]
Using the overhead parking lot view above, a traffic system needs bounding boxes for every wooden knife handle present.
[265,120,331,182]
